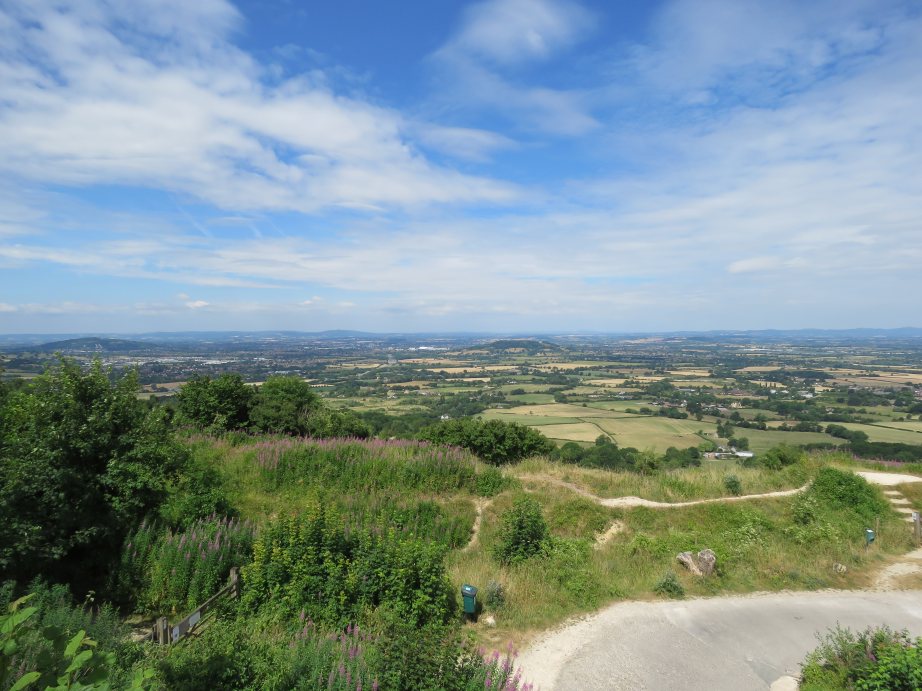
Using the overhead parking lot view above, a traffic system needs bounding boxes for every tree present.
[176,373,254,431]
[250,376,370,438]
[0,360,186,593]
[419,418,554,465]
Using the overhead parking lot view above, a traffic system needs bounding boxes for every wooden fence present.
[150,567,240,645]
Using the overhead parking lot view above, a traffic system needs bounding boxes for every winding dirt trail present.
[519,474,809,509]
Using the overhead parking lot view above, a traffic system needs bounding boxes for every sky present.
[0,0,920,334]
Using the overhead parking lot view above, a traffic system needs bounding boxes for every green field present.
[837,422,922,445]
[739,429,842,454]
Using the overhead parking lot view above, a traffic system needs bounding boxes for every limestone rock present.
[833,562,847,575]
[697,549,717,576]
[483,615,497,628]
[677,551,702,576]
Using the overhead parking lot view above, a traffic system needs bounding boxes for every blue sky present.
[0,0,920,333]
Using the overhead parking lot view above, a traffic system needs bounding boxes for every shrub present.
[723,474,742,496]
[484,580,506,610]
[800,625,922,690]
[760,445,804,470]
[653,571,685,599]
[242,508,455,629]
[808,468,889,521]
[493,497,549,565]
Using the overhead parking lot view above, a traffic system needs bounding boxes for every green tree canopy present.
[250,375,370,438]
[419,418,554,465]
[175,373,254,431]
[0,360,187,593]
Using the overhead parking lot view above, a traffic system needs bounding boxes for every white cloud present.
[185,300,210,309]
[0,1,516,212]
[0,303,17,312]
[439,0,593,67]
[429,0,598,135]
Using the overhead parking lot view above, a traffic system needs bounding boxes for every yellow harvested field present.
[532,362,613,371]
[667,369,713,377]
[426,365,519,373]
[400,358,467,365]
[586,378,629,387]
[538,422,608,443]
[736,366,782,372]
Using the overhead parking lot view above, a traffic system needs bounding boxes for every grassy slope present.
[193,437,921,654]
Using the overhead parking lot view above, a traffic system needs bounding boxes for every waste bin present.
[461,584,478,618]
[865,528,876,545]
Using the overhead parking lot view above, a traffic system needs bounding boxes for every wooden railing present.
[150,567,240,645]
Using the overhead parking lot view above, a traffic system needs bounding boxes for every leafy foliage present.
[808,468,889,521]
[420,418,554,465]
[652,571,685,599]
[0,589,151,691]
[801,625,922,690]
[242,508,454,629]
[723,474,742,496]
[250,376,370,438]
[117,517,254,614]
[493,497,549,565]
[175,373,255,432]
[0,360,187,593]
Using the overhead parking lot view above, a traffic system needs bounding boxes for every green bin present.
[461,584,478,616]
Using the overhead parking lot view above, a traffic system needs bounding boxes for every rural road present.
[518,590,922,690]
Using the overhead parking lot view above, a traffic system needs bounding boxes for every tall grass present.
[119,516,255,614]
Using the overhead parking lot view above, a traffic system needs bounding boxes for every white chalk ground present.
[517,469,922,690]
[518,591,922,691]
[855,470,922,486]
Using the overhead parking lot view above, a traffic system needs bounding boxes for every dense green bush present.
[723,474,742,496]
[242,508,454,629]
[808,468,889,521]
[760,444,805,470]
[176,373,254,432]
[801,625,922,690]
[420,418,554,465]
[493,497,549,565]
[0,360,188,593]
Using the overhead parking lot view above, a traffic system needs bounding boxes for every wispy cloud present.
[0,1,515,212]
[429,0,599,135]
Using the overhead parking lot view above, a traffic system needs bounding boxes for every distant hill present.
[18,337,161,354]
[480,339,563,354]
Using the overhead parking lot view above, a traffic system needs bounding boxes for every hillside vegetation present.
[1,360,920,689]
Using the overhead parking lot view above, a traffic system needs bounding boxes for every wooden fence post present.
[230,567,240,599]
[156,616,170,645]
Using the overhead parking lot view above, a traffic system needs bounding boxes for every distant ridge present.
[12,337,163,354]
